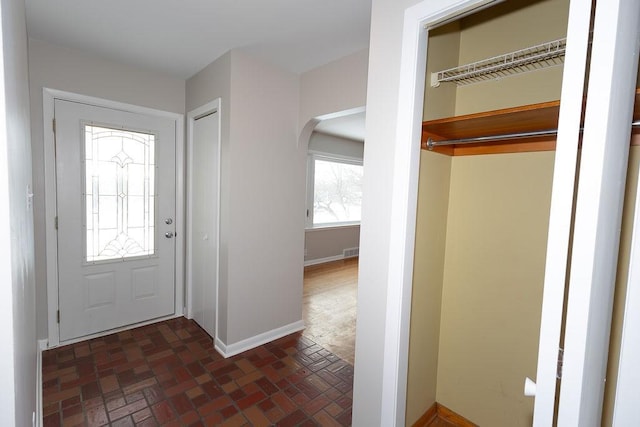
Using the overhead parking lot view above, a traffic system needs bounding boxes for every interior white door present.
[188,110,219,338]
[55,99,177,342]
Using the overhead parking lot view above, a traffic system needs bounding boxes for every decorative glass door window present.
[83,124,157,262]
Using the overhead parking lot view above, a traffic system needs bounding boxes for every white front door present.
[55,99,177,342]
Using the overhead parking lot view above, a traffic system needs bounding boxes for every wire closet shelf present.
[430,37,567,87]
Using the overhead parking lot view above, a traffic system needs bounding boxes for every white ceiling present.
[24,0,372,79]
[314,111,366,142]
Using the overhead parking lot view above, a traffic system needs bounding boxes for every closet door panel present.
[532,0,594,424]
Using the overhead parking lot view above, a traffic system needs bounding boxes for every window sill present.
[305,223,360,232]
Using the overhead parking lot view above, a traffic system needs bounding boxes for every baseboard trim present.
[304,254,344,267]
[214,320,305,358]
[412,402,477,427]
[36,339,47,427]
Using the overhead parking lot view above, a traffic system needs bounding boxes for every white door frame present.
[185,99,221,342]
[558,0,640,424]
[43,88,185,347]
[383,1,500,424]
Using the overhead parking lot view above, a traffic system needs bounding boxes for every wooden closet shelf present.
[422,89,640,156]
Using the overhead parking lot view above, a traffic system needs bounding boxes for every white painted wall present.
[0,0,36,424]
[27,38,186,340]
[352,0,424,425]
[299,49,369,132]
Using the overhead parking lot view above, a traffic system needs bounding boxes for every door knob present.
[165,218,173,225]
[165,232,174,238]
[524,377,536,397]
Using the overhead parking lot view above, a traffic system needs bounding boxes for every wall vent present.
[343,247,360,258]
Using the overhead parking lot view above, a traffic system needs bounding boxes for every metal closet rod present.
[426,120,640,150]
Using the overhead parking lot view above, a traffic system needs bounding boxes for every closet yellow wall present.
[455,0,569,115]
[406,151,452,425]
[422,0,569,120]
[423,22,460,121]
[436,152,554,425]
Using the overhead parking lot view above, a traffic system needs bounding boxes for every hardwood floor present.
[426,419,458,427]
[413,403,478,427]
[302,258,358,366]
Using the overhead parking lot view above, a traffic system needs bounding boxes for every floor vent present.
[343,247,359,258]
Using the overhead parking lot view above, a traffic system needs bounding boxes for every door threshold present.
[48,313,181,350]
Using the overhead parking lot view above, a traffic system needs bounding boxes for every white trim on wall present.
[36,339,47,427]
[214,320,304,358]
[42,88,185,347]
[304,254,349,267]
[185,98,222,343]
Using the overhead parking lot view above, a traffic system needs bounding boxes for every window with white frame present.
[307,153,363,227]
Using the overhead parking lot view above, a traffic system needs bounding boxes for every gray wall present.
[28,38,186,340]
[305,225,361,263]
[309,131,364,158]
[187,49,304,346]
[0,0,36,424]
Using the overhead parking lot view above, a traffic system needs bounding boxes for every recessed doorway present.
[302,109,365,366]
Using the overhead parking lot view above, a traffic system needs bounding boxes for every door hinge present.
[56,310,60,324]
[52,118,56,134]
[54,216,58,230]
[557,348,564,379]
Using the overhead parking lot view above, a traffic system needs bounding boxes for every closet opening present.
[406,0,640,425]
[407,0,572,425]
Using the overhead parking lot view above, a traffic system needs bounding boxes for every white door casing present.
[378,1,498,424]
[186,99,221,340]
[44,89,184,347]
